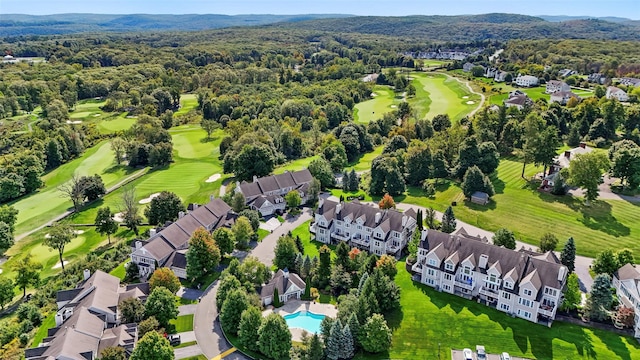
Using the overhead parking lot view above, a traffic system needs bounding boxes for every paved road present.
[178,304,197,316]
[193,209,313,359]
[174,344,204,360]
[567,175,640,203]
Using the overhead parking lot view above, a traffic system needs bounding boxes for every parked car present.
[500,352,511,360]
[476,345,486,360]
[168,334,181,346]
[463,348,473,360]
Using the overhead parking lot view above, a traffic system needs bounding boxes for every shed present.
[471,191,489,205]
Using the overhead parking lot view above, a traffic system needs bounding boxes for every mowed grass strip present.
[170,314,194,333]
[372,262,640,360]
[353,86,399,123]
[399,157,640,258]
[409,72,479,121]
[175,94,198,116]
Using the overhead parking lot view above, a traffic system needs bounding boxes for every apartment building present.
[310,199,417,257]
[613,263,640,339]
[411,229,567,326]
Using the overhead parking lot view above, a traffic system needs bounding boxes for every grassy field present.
[98,113,136,133]
[274,155,319,174]
[32,312,56,346]
[10,140,137,235]
[175,94,198,116]
[346,145,383,172]
[170,314,194,333]
[371,262,640,360]
[409,72,480,121]
[353,86,400,123]
[388,157,640,258]
[109,259,129,280]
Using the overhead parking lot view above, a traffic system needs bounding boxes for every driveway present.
[250,209,313,266]
[174,344,204,360]
[567,175,640,203]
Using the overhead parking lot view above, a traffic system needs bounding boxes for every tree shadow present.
[463,199,497,212]
[199,135,219,144]
[489,172,506,194]
[385,306,404,330]
[103,164,137,175]
[579,201,630,237]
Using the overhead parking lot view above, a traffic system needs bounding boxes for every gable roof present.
[260,269,306,298]
[238,169,313,198]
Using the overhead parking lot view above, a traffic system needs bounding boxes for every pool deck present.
[262,299,337,341]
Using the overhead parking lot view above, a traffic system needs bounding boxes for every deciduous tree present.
[274,235,298,270]
[0,222,14,255]
[539,232,559,252]
[220,289,249,335]
[144,286,178,326]
[232,216,254,250]
[567,152,609,204]
[258,313,291,360]
[360,314,392,353]
[308,157,335,189]
[213,227,235,256]
[120,186,142,235]
[149,268,181,294]
[144,191,185,226]
[95,207,118,244]
[99,346,127,360]
[378,193,395,209]
[186,227,221,283]
[44,223,75,272]
[118,297,145,324]
[285,190,301,210]
[560,273,581,311]
[0,205,19,234]
[592,249,619,276]
[461,165,494,198]
[492,228,516,250]
[57,174,86,212]
[13,254,41,297]
[130,331,173,360]
[231,192,246,213]
[238,306,263,352]
[0,277,14,310]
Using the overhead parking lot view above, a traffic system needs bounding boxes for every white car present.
[476,345,486,360]
[500,352,511,360]
[463,348,474,360]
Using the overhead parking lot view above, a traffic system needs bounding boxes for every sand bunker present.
[66,120,82,124]
[74,230,85,235]
[466,101,475,105]
[113,212,124,222]
[390,105,397,108]
[93,114,101,117]
[205,173,221,183]
[139,193,161,204]
[52,261,69,269]
[462,96,469,99]
[371,92,378,97]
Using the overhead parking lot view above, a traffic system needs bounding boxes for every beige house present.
[606,86,629,102]
[411,229,567,326]
[131,197,235,279]
[514,75,539,87]
[310,199,417,257]
[550,91,580,105]
[261,269,306,306]
[26,270,148,359]
[545,80,571,94]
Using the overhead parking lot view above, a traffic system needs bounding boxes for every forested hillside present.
[273,14,640,41]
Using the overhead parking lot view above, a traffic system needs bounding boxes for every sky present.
[0,0,638,19]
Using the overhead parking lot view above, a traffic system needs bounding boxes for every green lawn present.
[274,155,319,174]
[488,85,594,105]
[409,72,480,121]
[376,262,640,359]
[291,219,335,259]
[174,340,198,349]
[346,145,383,172]
[181,356,207,360]
[392,157,640,258]
[170,314,194,333]
[109,260,129,280]
[11,140,137,235]
[175,94,198,116]
[32,312,56,346]
[353,86,400,123]
[98,113,136,133]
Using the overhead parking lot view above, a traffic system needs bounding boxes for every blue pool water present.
[283,311,326,333]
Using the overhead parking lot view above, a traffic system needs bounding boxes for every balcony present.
[386,243,401,254]
[309,223,317,234]
[331,231,350,242]
[351,234,370,247]
[539,302,556,317]
[455,277,476,290]
[479,285,499,297]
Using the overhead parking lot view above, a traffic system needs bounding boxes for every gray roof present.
[260,269,306,298]
[419,229,566,293]
[317,199,415,239]
[471,191,489,200]
[238,169,313,198]
[504,94,532,106]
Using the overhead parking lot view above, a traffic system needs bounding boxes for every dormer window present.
[523,289,532,297]
[428,259,437,266]
[504,281,513,289]
[445,263,454,271]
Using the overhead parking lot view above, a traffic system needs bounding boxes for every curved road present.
[193,209,313,359]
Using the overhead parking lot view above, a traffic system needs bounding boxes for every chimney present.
[253,175,258,182]
[558,266,566,282]
[210,194,215,202]
[564,151,571,159]
[479,255,488,269]
[135,241,142,250]
[149,228,156,237]
[375,212,382,224]
[178,211,185,219]
[55,313,64,327]
[402,215,407,227]
[579,142,586,149]
[283,268,289,279]
[83,269,91,281]
[318,197,325,208]
[336,204,342,214]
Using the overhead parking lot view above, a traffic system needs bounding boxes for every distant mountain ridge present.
[271,14,640,42]
[0,13,354,36]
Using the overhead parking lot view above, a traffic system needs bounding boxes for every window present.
[523,289,533,297]
[428,259,437,266]
[502,292,511,300]
[427,269,436,277]
[357,225,362,230]
[504,281,513,289]
[427,278,435,285]
[544,288,557,297]
[500,304,510,312]
[518,298,533,308]
[463,267,472,275]
[517,309,531,319]
[444,274,452,281]
[394,232,400,238]
[346,223,350,228]
[442,285,450,291]
[489,274,497,283]
[445,263,454,271]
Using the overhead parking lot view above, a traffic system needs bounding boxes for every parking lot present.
[451,349,533,360]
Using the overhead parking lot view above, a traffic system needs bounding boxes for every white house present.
[235,169,314,217]
[411,229,567,326]
[545,80,571,94]
[613,264,640,339]
[606,86,629,102]
[550,91,580,105]
[543,142,592,187]
[619,78,640,87]
[515,75,539,87]
[484,67,497,78]
[310,199,417,257]
[494,71,508,82]
[260,269,306,306]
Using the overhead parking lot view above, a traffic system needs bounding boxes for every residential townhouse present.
[514,75,539,87]
[26,270,148,360]
[545,80,571,94]
[504,94,533,110]
[613,264,640,339]
[619,77,640,87]
[484,67,497,78]
[130,197,235,279]
[235,169,314,217]
[310,199,417,257]
[606,86,630,102]
[411,229,567,326]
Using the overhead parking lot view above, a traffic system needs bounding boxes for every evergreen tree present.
[302,281,311,300]
[592,249,619,276]
[272,288,282,308]
[357,272,369,296]
[335,241,351,270]
[348,169,359,191]
[257,313,291,360]
[295,235,304,254]
[347,312,361,349]
[294,252,304,274]
[317,245,332,289]
[342,171,350,191]
[416,209,423,230]
[585,274,613,321]
[302,255,312,280]
[561,237,576,273]
[325,319,343,360]
[307,334,324,360]
[561,273,581,311]
[238,306,263,352]
[441,206,457,233]
[341,324,355,359]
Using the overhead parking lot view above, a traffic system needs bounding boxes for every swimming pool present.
[283,311,326,333]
